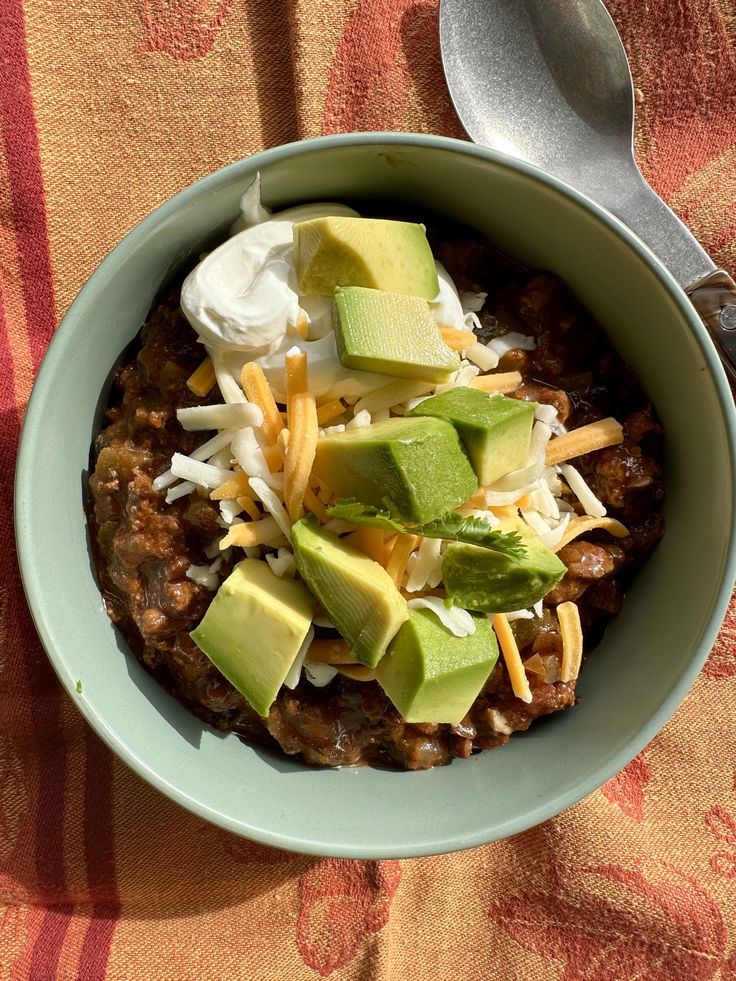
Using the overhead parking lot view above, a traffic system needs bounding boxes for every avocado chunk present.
[291,515,408,666]
[334,286,459,383]
[410,388,535,485]
[190,559,314,717]
[442,517,566,612]
[314,417,478,525]
[376,608,499,725]
[293,216,440,299]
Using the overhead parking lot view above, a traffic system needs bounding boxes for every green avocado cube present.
[190,559,314,717]
[333,287,459,383]
[376,609,499,725]
[313,417,479,525]
[291,515,407,666]
[442,517,566,613]
[293,216,440,299]
[409,388,535,486]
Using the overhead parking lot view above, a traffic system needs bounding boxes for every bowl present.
[15,133,736,858]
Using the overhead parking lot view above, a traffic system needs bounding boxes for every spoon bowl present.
[440,0,736,373]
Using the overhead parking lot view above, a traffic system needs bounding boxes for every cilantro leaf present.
[327,500,526,558]
[327,500,406,532]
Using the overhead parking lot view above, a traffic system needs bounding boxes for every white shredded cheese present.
[165,480,197,503]
[504,609,535,622]
[539,511,571,550]
[204,539,223,559]
[533,599,544,618]
[154,429,235,491]
[304,662,338,687]
[177,402,264,432]
[464,341,499,372]
[265,548,295,578]
[452,361,481,389]
[487,332,536,357]
[534,403,558,426]
[560,463,606,518]
[170,454,233,490]
[408,596,476,637]
[283,626,314,690]
[248,476,292,540]
[346,410,371,429]
[210,349,247,404]
[219,499,242,525]
[231,428,282,489]
[488,708,513,735]
[405,537,443,592]
[520,508,552,538]
[460,291,487,314]
[186,564,219,590]
[322,424,346,435]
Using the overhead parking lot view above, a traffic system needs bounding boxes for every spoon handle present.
[615,167,736,382]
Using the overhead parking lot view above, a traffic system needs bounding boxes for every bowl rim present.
[15,131,736,857]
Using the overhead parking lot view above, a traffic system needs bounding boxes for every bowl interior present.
[16,135,736,858]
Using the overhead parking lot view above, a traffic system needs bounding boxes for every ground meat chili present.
[87,223,664,771]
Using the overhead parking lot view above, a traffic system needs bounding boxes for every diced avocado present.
[376,609,499,725]
[190,559,314,717]
[442,516,566,613]
[293,216,440,299]
[333,286,459,383]
[410,388,535,486]
[313,417,478,525]
[291,515,407,666]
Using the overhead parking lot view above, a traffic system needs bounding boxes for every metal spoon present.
[439,0,736,378]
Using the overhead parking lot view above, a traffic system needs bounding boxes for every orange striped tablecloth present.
[2,1,736,978]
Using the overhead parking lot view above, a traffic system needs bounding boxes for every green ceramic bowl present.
[15,134,736,858]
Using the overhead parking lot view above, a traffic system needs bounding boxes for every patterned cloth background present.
[2,0,736,977]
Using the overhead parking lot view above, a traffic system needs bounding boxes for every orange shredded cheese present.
[261,441,283,473]
[355,527,384,564]
[284,390,318,522]
[295,313,308,339]
[382,535,397,567]
[554,516,629,552]
[558,602,583,682]
[336,664,377,682]
[220,515,280,549]
[385,533,420,588]
[306,638,353,664]
[469,371,522,394]
[285,349,308,421]
[186,357,216,397]
[236,495,261,521]
[440,325,476,351]
[316,399,345,426]
[492,613,532,703]
[210,472,251,501]
[240,361,284,444]
[304,486,330,522]
[545,417,623,467]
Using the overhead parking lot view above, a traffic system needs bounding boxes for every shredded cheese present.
[261,441,283,473]
[554,515,629,552]
[284,391,318,522]
[545,417,623,466]
[439,325,476,351]
[186,357,216,397]
[303,486,330,522]
[170,454,233,490]
[468,371,522,394]
[492,613,532,703]
[219,515,281,549]
[305,638,354,665]
[249,476,292,540]
[285,348,308,422]
[559,463,606,518]
[176,402,263,432]
[354,527,384,564]
[465,342,499,372]
[210,472,251,501]
[385,533,420,588]
[336,664,377,682]
[316,399,344,426]
[558,601,583,682]
[241,361,285,444]
[408,597,476,637]
[236,494,261,521]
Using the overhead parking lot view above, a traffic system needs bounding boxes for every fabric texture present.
[2,0,736,977]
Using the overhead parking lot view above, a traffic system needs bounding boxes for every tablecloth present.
[2,1,736,978]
